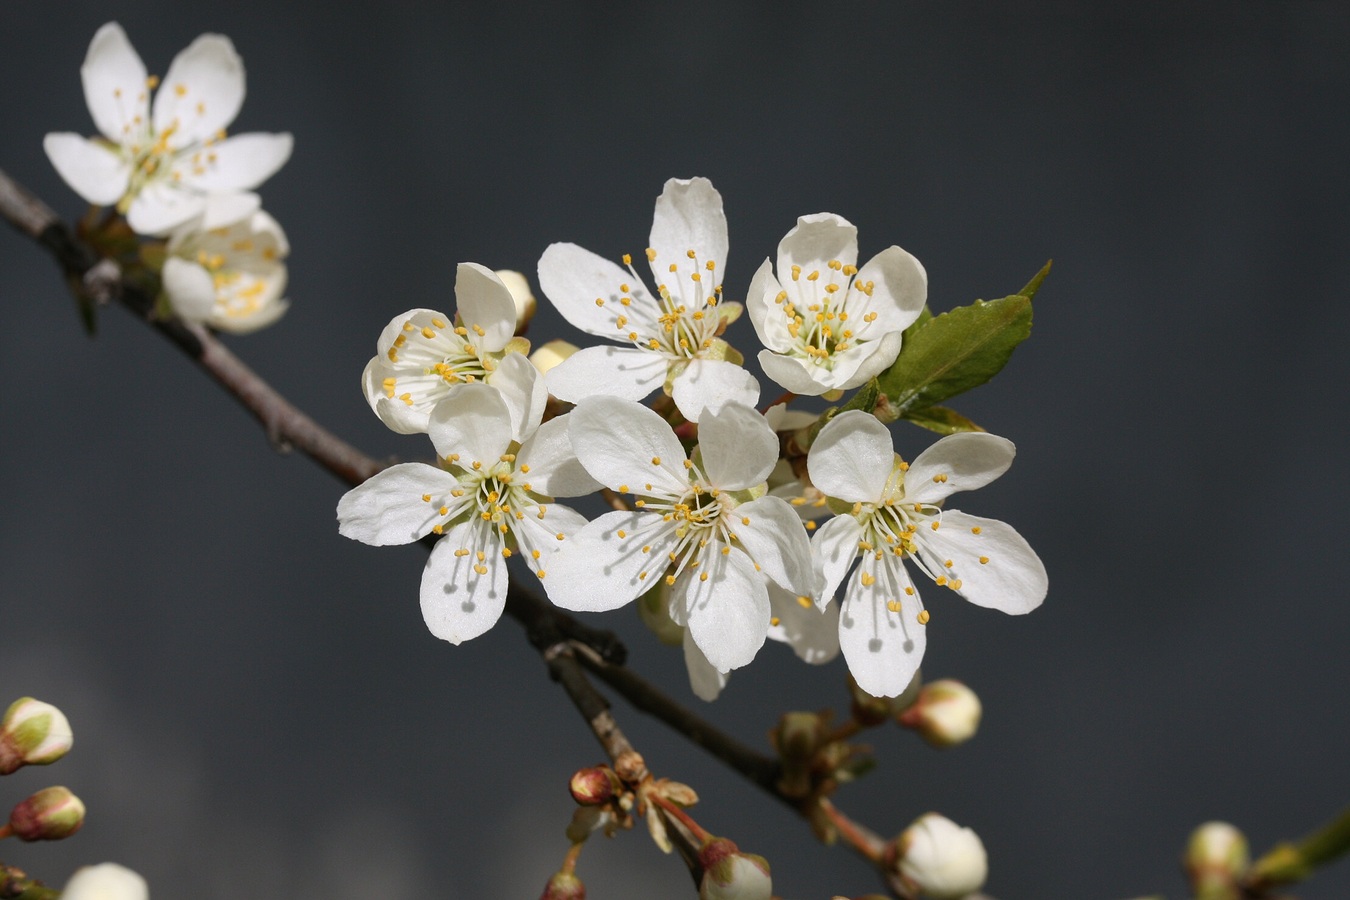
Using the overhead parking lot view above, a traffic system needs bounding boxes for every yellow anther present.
[700,572,709,581]
[971,526,982,534]
[931,521,940,531]
[721,546,731,555]
[472,460,482,470]
[454,548,470,557]
[933,473,948,483]
[622,253,632,266]
[432,525,444,535]
[935,576,947,586]
[791,264,801,280]
[421,493,432,502]
[651,457,661,466]
[438,506,449,516]
[861,572,876,587]
[555,532,565,540]
[146,75,160,89]
[898,461,909,471]
[950,579,963,590]
[595,297,605,306]
[917,610,931,625]
[741,516,750,525]
[944,559,954,568]
[642,545,651,553]
[619,283,630,293]
[887,600,903,612]
[537,570,547,579]
[531,549,542,560]
[790,497,806,506]
[455,326,468,335]
[979,556,990,565]
[502,548,512,558]
[421,326,436,339]
[669,263,678,273]
[807,270,820,281]
[905,586,915,595]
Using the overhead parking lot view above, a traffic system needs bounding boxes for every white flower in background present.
[160,210,289,333]
[894,813,988,900]
[809,411,1047,697]
[361,263,535,435]
[62,863,149,900]
[537,177,760,421]
[493,269,537,332]
[337,379,597,644]
[545,397,818,674]
[747,213,926,395]
[44,22,292,236]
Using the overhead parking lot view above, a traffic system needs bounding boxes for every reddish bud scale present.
[9,786,85,841]
[569,766,617,806]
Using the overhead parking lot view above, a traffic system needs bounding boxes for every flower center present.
[773,259,878,369]
[601,249,725,360]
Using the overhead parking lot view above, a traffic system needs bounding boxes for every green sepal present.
[138,241,167,273]
[901,405,985,436]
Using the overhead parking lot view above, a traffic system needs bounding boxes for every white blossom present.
[361,263,535,435]
[537,178,759,421]
[44,22,292,236]
[895,813,988,900]
[337,379,597,644]
[544,397,817,674]
[61,863,149,900]
[809,411,1046,697]
[161,210,289,333]
[748,213,926,395]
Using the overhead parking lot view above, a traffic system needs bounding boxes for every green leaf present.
[902,405,985,436]
[877,292,1033,415]
[1018,259,1053,301]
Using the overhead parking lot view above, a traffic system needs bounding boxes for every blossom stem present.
[1245,806,1350,894]
[818,797,887,865]
[649,792,712,844]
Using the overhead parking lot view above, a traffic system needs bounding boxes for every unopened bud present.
[7,785,86,841]
[495,269,537,332]
[613,750,648,784]
[889,813,988,900]
[771,711,826,798]
[529,339,580,375]
[540,869,585,900]
[898,680,981,748]
[62,863,149,900]
[0,697,73,774]
[699,837,773,900]
[1184,821,1249,899]
[570,766,620,806]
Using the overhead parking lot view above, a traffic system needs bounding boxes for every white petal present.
[199,190,261,229]
[567,396,689,495]
[697,401,777,490]
[915,510,1047,614]
[455,262,518,352]
[185,133,292,191]
[767,581,840,664]
[732,496,817,598]
[538,242,654,338]
[827,329,905,391]
[336,463,463,546]
[511,502,590,578]
[487,352,547,443]
[80,22,148,143]
[680,544,769,673]
[811,513,863,606]
[42,134,129,206]
[211,294,288,335]
[161,257,216,322]
[428,382,514,464]
[648,177,727,288]
[542,511,679,612]
[62,862,148,900]
[515,413,601,498]
[671,358,760,421]
[763,403,820,433]
[838,559,927,698]
[778,213,858,280]
[420,520,508,644]
[745,258,793,352]
[153,33,244,145]
[808,410,894,503]
[757,349,835,397]
[853,245,927,335]
[125,180,207,235]
[683,628,728,701]
[544,345,668,405]
[905,432,1017,505]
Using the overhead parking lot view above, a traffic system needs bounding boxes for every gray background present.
[2,2,1348,897]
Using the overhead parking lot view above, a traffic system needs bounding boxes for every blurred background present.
[2,2,1348,897]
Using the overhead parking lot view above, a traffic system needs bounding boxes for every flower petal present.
[153,33,245,145]
[698,401,777,491]
[544,345,668,405]
[808,410,894,503]
[125,180,207,235]
[679,543,770,673]
[778,213,858,280]
[811,513,863,605]
[915,510,1047,614]
[511,502,590,578]
[336,463,463,546]
[853,245,927,335]
[821,329,905,391]
[567,396,689,496]
[420,520,509,644]
[185,133,292,192]
[648,177,727,291]
[683,628,728,701]
[767,581,840,664]
[745,258,793,352]
[757,349,837,397]
[516,413,601,498]
[161,257,216,322]
[838,559,927,698]
[904,432,1017,505]
[542,511,679,612]
[455,262,517,352]
[732,496,817,597]
[538,242,656,338]
[42,134,129,206]
[199,190,262,229]
[488,352,547,443]
[671,358,760,422]
[428,382,513,464]
[80,22,148,143]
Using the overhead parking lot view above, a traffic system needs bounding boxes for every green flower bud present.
[0,697,73,774]
[897,680,981,748]
[62,863,148,900]
[698,837,772,900]
[889,813,988,899]
[1184,821,1249,900]
[7,785,86,841]
[540,869,585,900]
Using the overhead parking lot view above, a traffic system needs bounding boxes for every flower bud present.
[1184,821,1249,899]
[0,697,73,774]
[849,671,921,726]
[62,863,149,900]
[495,269,537,332]
[540,869,585,900]
[529,339,580,375]
[698,837,772,900]
[889,813,988,899]
[570,766,620,806]
[7,785,86,841]
[897,680,981,748]
[770,711,825,798]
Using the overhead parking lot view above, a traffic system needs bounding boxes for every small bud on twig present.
[897,680,981,748]
[698,837,772,900]
[5,785,86,841]
[0,697,73,774]
[1184,821,1248,900]
[887,813,988,900]
[540,868,586,900]
[569,766,620,806]
[62,863,148,900]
